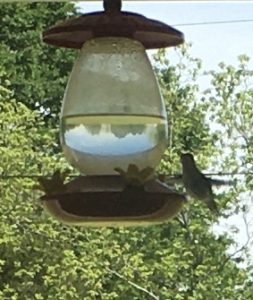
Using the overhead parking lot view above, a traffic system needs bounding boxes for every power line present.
[0,172,252,180]
[173,19,253,27]
[0,174,77,179]
[0,19,253,40]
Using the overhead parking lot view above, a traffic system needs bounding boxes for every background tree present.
[0,2,78,124]
[0,2,252,299]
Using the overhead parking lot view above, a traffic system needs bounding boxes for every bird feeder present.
[41,0,185,226]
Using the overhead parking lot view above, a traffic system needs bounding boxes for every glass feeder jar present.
[61,37,168,175]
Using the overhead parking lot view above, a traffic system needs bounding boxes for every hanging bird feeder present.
[41,0,185,226]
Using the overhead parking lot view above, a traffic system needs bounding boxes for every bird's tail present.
[209,178,234,186]
[207,199,219,216]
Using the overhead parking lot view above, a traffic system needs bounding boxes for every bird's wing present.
[183,171,210,198]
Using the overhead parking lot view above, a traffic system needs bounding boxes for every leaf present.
[127,164,139,176]
[36,170,68,195]
[114,167,126,177]
[139,167,155,182]
[115,164,155,186]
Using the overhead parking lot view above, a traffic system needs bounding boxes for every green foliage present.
[153,47,219,176]
[201,55,253,220]
[0,2,78,124]
[0,4,252,299]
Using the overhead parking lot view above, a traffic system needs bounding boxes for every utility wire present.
[0,174,77,179]
[0,19,253,40]
[173,19,253,27]
[0,172,252,179]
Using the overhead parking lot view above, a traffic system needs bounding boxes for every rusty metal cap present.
[42,10,184,50]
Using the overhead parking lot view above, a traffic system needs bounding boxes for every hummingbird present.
[181,153,219,214]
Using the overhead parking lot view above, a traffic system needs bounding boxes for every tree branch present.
[107,268,160,300]
[218,206,252,272]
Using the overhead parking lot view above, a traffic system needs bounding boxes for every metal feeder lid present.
[42,10,184,50]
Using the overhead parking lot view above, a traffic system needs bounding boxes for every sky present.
[77,1,253,71]
[76,1,253,264]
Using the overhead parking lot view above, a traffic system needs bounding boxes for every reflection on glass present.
[61,115,167,175]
